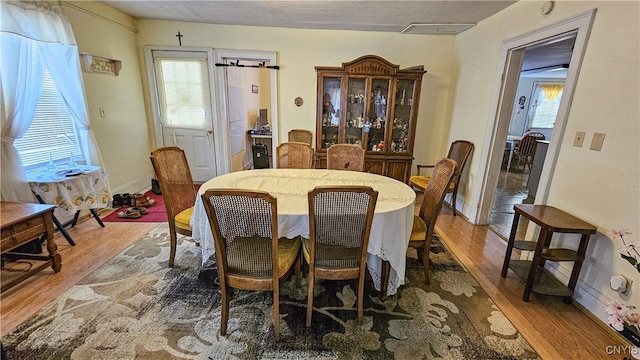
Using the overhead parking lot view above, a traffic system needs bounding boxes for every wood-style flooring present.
[1,208,629,359]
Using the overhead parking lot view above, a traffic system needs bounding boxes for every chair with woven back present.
[150,146,196,267]
[288,129,313,145]
[276,141,314,169]
[326,143,365,171]
[511,131,545,172]
[408,158,456,284]
[201,189,301,341]
[408,140,473,216]
[303,186,378,326]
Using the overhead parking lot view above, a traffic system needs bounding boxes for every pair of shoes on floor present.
[117,207,148,219]
[112,193,133,208]
[132,193,155,208]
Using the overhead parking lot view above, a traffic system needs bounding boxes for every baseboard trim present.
[110,173,154,197]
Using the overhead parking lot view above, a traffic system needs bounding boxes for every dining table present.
[190,168,416,296]
[26,164,110,245]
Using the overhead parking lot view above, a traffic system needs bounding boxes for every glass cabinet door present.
[391,79,415,153]
[320,77,341,149]
[345,77,366,147]
[365,78,390,152]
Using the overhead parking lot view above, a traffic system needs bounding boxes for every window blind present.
[13,67,82,170]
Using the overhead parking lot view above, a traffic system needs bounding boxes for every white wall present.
[447,1,639,327]
[133,20,457,176]
[64,2,153,194]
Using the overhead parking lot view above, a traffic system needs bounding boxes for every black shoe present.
[112,194,123,208]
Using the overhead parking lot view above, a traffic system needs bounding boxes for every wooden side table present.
[501,204,597,303]
[1,202,62,292]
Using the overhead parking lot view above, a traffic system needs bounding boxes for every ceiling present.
[101,0,572,77]
[102,1,517,35]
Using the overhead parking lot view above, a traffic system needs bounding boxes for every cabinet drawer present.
[1,216,45,252]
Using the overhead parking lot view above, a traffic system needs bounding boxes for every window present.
[13,65,83,171]
[153,51,212,129]
[527,82,564,129]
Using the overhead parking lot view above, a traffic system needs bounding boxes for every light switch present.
[573,131,586,147]
[99,107,106,118]
[590,132,606,151]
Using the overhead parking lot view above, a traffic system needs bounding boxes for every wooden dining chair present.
[276,142,314,169]
[201,189,301,341]
[511,131,545,172]
[288,129,313,145]
[409,158,456,284]
[326,144,365,171]
[304,186,378,326]
[409,140,473,216]
[150,146,196,267]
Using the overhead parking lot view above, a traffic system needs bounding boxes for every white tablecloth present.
[26,165,110,219]
[191,168,416,295]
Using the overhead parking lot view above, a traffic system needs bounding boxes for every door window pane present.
[155,56,212,129]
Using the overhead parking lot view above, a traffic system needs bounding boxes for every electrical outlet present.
[590,132,606,151]
[573,131,586,147]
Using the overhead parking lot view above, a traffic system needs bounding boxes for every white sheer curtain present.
[1,0,105,202]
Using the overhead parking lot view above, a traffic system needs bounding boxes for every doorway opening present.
[475,10,596,239]
[489,34,575,240]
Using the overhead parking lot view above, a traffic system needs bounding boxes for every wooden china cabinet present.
[314,55,426,182]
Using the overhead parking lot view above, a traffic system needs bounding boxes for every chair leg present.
[306,268,315,327]
[220,286,229,336]
[273,283,280,341]
[168,226,177,267]
[295,251,302,286]
[422,245,431,285]
[451,186,459,217]
[357,271,365,322]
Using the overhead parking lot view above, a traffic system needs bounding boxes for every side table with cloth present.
[26,165,110,245]
[191,168,416,296]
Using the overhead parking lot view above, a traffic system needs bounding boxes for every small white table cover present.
[26,165,110,218]
[191,168,416,296]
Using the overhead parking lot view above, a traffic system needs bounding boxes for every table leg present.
[43,211,62,272]
[33,193,76,246]
[563,234,591,303]
[90,208,105,227]
[501,211,521,277]
[70,210,81,227]
[380,260,390,301]
[522,227,551,302]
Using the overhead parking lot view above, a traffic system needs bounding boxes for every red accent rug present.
[102,190,167,223]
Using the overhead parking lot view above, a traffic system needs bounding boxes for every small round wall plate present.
[294,97,303,107]
[541,1,554,15]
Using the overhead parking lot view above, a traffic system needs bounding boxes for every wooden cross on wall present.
[176,31,183,46]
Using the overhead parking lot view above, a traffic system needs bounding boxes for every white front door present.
[149,49,217,182]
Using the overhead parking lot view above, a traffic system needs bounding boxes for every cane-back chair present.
[326,144,365,171]
[512,131,545,172]
[201,189,301,341]
[409,158,456,284]
[276,142,314,169]
[288,129,313,145]
[303,186,378,326]
[150,146,196,267]
[409,140,473,216]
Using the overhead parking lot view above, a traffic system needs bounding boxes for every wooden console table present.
[501,204,597,303]
[1,202,62,292]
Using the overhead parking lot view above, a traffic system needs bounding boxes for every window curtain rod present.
[215,60,279,70]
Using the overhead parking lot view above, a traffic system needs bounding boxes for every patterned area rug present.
[2,224,539,359]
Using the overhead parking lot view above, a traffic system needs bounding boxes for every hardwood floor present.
[1,215,158,335]
[435,206,629,359]
[1,208,629,359]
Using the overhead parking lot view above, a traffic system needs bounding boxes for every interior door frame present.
[474,9,597,225]
[144,46,225,176]
[212,49,279,174]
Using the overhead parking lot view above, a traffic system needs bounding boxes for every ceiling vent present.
[401,23,476,35]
